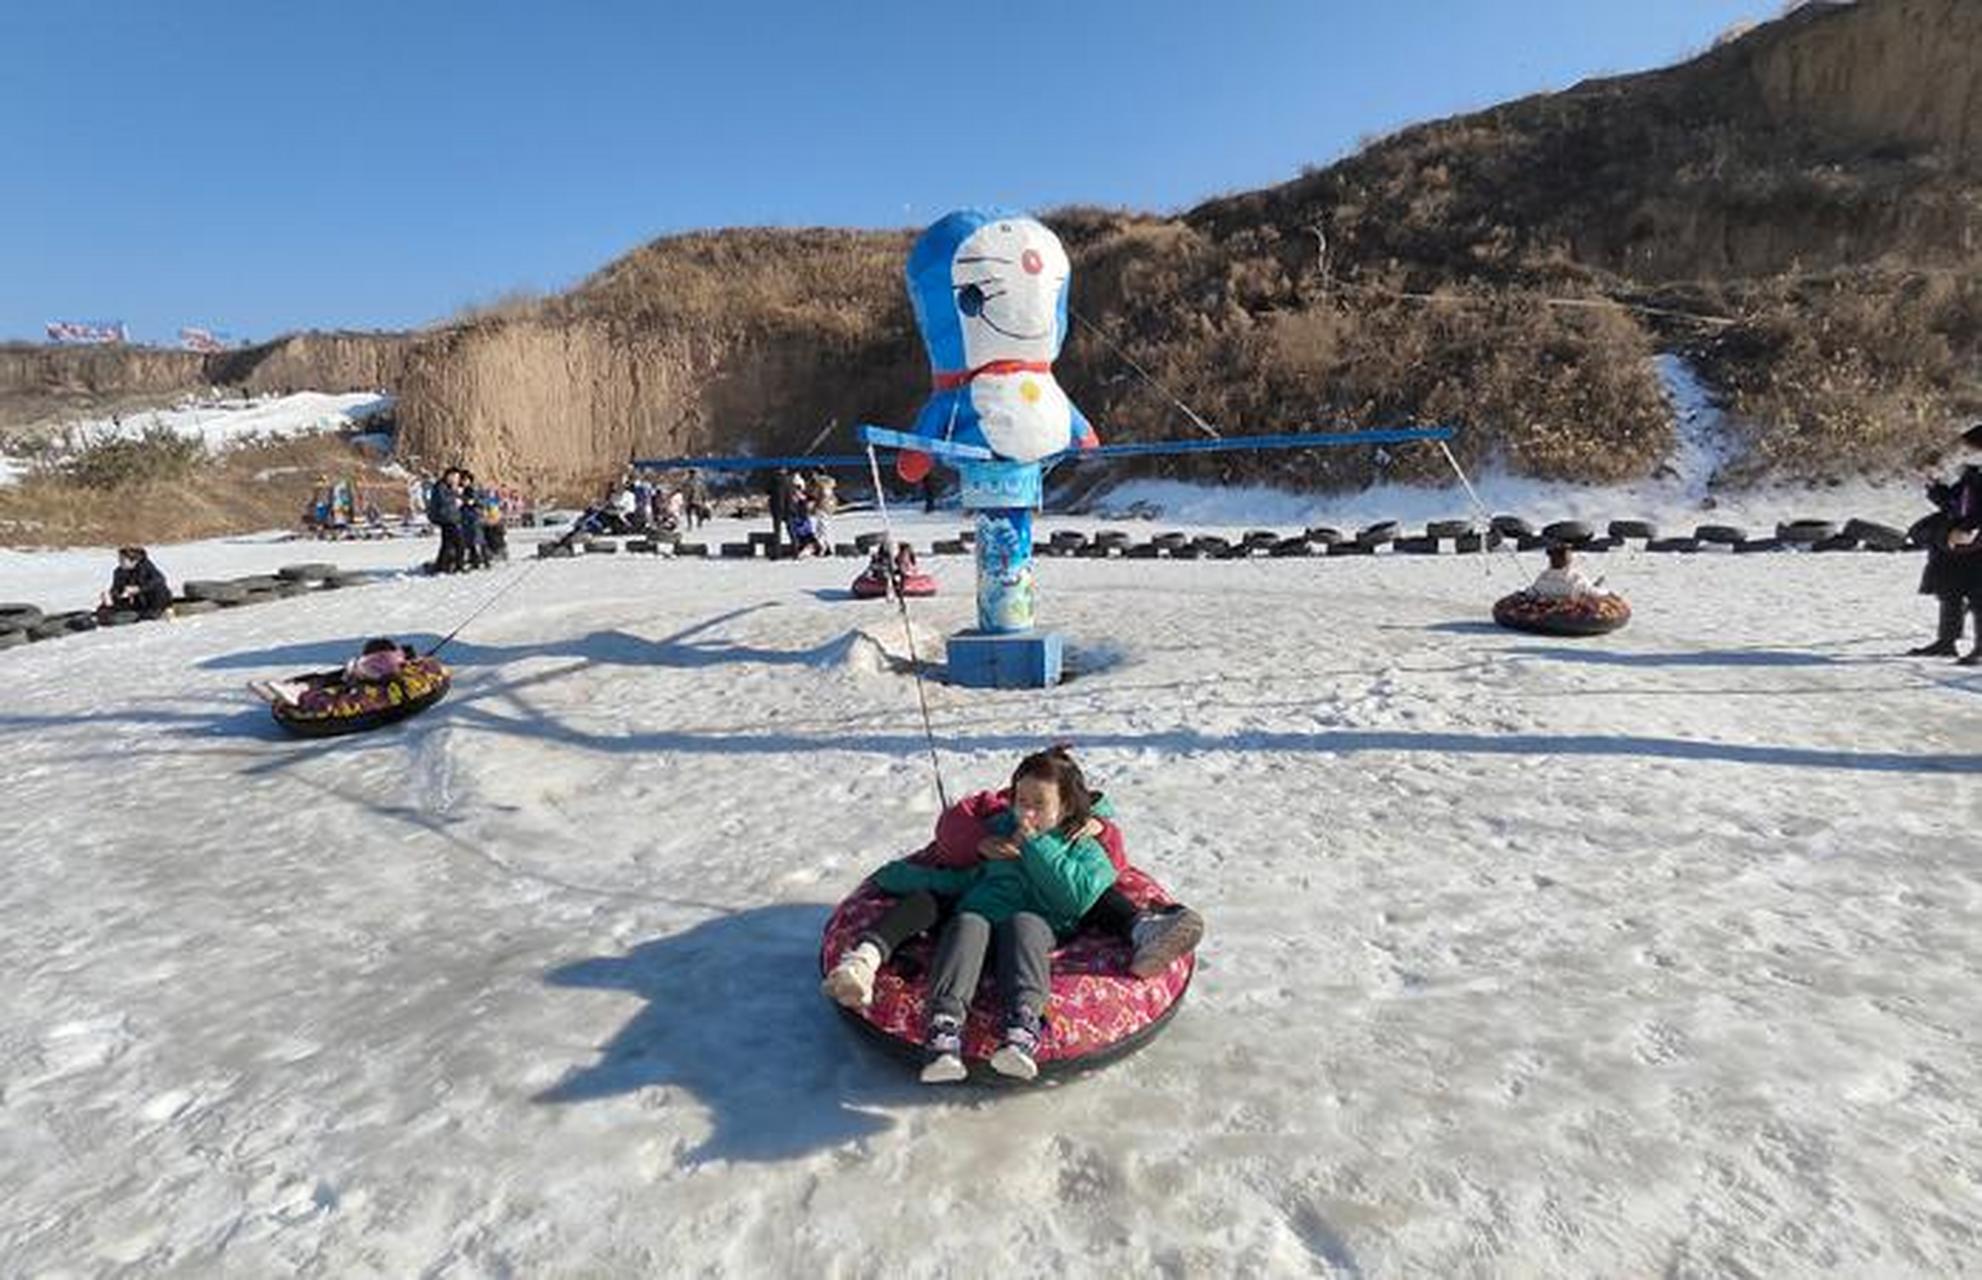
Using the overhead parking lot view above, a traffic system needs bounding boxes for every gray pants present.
[926,911,1053,1025]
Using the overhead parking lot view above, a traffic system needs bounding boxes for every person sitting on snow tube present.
[97,545,173,622]
[251,637,410,709]
[821,746,1205,1084]
[1494,546,1631,636]
[851,539,937,598]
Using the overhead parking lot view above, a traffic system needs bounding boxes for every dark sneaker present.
[920,1014,967,1084]
[1958,650,1981,667]
[989,1010,1041,1081]
[1908,642,1958,657]
[1129,905,1206,978]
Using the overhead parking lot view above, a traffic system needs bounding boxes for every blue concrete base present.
[945,629,1064,689]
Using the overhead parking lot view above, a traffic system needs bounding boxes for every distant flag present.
[45,320,128,345]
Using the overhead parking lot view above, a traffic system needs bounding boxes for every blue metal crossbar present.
[634,424,1455,472]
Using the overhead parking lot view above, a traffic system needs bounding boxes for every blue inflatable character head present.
[897,209,1097,481]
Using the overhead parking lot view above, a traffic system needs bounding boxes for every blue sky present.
[0,1,1782,345]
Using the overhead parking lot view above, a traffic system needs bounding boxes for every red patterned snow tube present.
[1492,590,1631,637]
[819,865,1194,1077]
[851,568,938,599]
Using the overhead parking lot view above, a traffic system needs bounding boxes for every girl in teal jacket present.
[896,748,1118,1082]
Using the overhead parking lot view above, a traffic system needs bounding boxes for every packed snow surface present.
[1,509,1977,1276]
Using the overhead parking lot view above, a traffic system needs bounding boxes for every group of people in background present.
[590,469,713,537]
[763,466,838,559]
[423,467,511,573]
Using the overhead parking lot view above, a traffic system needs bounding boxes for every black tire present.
[1327,540,1374,557]
[676,543,710,557]
[53,610,98,632]
[0,603,44,629]
[1242,529,1280,547]
[1153,531,1190,549]
[1125,543,1161,559]
[1424,519,1474,540]
[1810,533,1860,553]
[1355,521,1399,547]
[624,539,655,554]
[1490,515,1534,537]
[0,628,27,649]
[173,598,222,615]
[930,540,965,555]
[585,539,619,555]
[101,609,141,626]
[1647,536,1701,553]
[1394,535,1441,554]
[1843,519,1906,551]
[1049,530,1088,548]
[1541,520,1593,544]
[1733,538,1782,554]
[182,579,246,603]
[1304,526,1342,545]
[1077,543,1114,559]
[1695,524,1746,544]
[1270,537,1313,557]
[276,562,337,581]
[27,619,71,641]
[853,533,886,551]
[1515,534,1551,552]
[1169,544,1204,560]
[1608,519,1658,540]
[718,542,754,558]
[1192,535,1231,554]
[1454,532,1486,554]
[231,575,282,592]
[1095,530,1132,548]
[1777,519,1836,544]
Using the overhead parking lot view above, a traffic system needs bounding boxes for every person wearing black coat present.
[427,468,464,573]
[98,546,173,620]
[1912,423,1982,663]
[763,467,791,560]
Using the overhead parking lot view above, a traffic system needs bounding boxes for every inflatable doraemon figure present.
[898,209,1098,480]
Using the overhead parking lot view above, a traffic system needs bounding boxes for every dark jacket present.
[427,482,462,526]
[112,558,172,615]
[1921,465,1982,595]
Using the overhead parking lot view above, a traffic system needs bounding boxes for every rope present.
[424,512,591,658]
[1429,440,1520,573]
[864,443,951,810]
[1072,309,1222,440]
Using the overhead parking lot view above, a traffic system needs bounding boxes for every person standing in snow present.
[427,468,463,572]
[685,469,711,529]
[1911,423,1982,663]
[763,468,791,559]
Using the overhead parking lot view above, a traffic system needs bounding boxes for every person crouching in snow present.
[821,746,1206,1083]
[98,546,173,621]
[252,637,411,708]
[1528,544,1595,599]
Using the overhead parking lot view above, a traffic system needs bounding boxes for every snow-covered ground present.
[0,392,393,487]
[1,504,1976,1276]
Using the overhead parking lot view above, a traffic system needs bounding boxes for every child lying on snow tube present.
[851,540,937,598]
[820,746,1205,1083]
[250,638,452,736]
[1493,546,1632,636]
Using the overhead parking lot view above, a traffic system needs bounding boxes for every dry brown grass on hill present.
[0,435,404,548]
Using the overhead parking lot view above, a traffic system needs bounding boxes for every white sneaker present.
[1129,906,1206,978]
[988,1043,1038,1081]
[919,1052,968,1084]
[820,942,881,1009]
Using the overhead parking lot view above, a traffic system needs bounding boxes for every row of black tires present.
[546,515,1918,563]
[0,563,360,650]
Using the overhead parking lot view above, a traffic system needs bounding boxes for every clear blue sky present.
[0,0,1782,345]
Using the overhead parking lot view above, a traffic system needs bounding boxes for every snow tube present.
[269,656,452,738]
[1493,591,1632,637]
[819,865,1194,1079]
[850,569,937,599]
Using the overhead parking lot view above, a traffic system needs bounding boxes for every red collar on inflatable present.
[931,359,1052,391]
